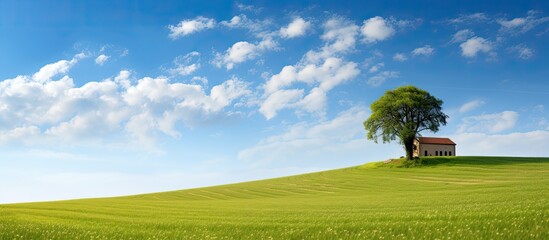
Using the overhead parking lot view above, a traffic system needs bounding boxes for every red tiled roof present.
[417,137,456,145]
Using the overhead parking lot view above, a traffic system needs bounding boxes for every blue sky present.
[1,0,548,203]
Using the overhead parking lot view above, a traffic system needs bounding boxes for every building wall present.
[413,140,456,157]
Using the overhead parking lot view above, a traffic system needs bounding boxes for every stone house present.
[413,137,456,157]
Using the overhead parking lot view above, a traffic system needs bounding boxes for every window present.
[425,150,428,156]
[449,151,452,156]
[444,151,448,156]
[435,151,438,156]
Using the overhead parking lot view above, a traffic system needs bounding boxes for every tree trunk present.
[404,138,414,161]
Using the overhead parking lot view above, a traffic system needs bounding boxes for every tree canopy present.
[363,86,448,160]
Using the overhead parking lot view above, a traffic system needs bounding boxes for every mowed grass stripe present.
[1,156,548,239]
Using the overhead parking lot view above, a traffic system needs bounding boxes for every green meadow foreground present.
[1,157,548,239]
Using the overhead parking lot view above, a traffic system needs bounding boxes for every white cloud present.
[509,45,534,59]
[368,62,384,73]
[447,13,489,24]
[297,87,327,114]
[168,16,216,39]
[451,130,549,157]
[497,11,549,34]
[304,17,359,63]
[259,89,304,120]
[257,18,361,120]
[0,126,41,145]
[499,18,526,28]
[459,100,485,113]
[460,37,493,58]
[280,17,311,38]
[221,15,242,27]
[190,76,208,86]
[450,29,475,44]
[0,59,251,149]
[213,37,277,70]
[236,3,262,13]
[210,78,252,110]
[458,111,518,133]
[120,49,129,57]
[411,45,435,57]
[260,57,359,119]
[46,112,119,140]
[95,54,110,66]
[517,47,534,59]
[361,16,395,43]
[168,51,201,76]
[220,14,271,35]
[114,70,132,89]
[32,53,85,83]
[172,64,198,76]
[393,53,407,61]
[263,65,298,95]
[367,71,399,87]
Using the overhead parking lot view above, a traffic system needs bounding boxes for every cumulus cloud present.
[411,45,435,57]
[0,126,41,145]
[458,111,518,133]
[168,16,216,39]
[213,37,277,70]
[449,29,495,60]
[367,71,399,87]
[459,100,485,113]
[260,57,359,119]
[0,58,251,149]
[32,53,85,83]
[258,17,361,119]
[361,16,395,43]
[279,17,311,38]
[123,76,250,136]
[460,37,493,57]
[393,53,407,61]
[304,17,359,63]
[95,54,110,66]
[259,89,304,120]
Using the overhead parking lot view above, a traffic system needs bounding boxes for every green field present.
[1,156,548,239]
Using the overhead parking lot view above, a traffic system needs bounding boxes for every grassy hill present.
[1,156,548,239]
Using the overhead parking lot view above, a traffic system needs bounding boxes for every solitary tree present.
[364,86,448,160]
